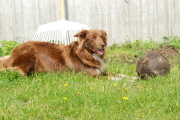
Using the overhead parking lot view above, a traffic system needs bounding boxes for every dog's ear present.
[101,30,108,44]
[74,29,88,49]
[101,29,107,37]
[74,29,88,39]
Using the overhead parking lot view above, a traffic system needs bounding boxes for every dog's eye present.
[100,36,105,40]
[88,38,94,41]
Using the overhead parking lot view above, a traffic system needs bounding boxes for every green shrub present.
[163,36,180,50]
[0,40,20,56]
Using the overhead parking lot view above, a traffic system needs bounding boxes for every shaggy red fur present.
[0,29,108,77]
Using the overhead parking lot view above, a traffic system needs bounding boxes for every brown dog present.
[0,29,108,77]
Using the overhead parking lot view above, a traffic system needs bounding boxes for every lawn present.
[0,38,179,119]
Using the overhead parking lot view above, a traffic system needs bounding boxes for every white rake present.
[32,0,89,44]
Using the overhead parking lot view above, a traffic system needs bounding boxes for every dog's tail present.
[0,55,10,68]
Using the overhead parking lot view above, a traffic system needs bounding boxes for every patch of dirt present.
[107,46,179,65]
[146,46,180,60]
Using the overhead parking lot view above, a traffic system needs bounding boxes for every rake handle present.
[60,0,66,19]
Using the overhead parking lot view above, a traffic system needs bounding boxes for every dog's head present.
[74,29,108,56]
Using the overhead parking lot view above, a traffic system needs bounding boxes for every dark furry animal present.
[136,52,170,79]
[0,29,108,77]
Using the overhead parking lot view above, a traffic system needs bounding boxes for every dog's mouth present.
[93,48,104,55]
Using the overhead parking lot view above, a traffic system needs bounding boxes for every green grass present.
[0,39,179,119]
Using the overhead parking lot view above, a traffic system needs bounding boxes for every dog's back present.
[0,41,82,75]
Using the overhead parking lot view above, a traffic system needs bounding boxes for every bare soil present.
[147,46,180,60]
[109,46,179,65]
